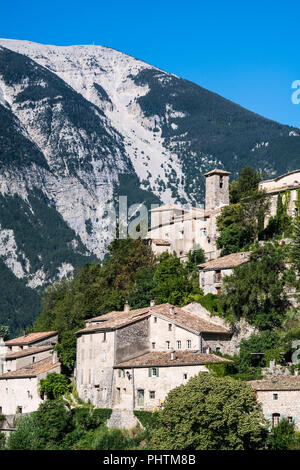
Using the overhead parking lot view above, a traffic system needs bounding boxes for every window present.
[176,340,182,350]
[273,393,278,400]
[17,406,22,414]
[117,388,121,402]
[152,342,156,349]
[32,357,35,363]
[272,413,280,427]
[168,324,172,331]
[149,368,159,377]
[187,340,191,349]
[288,416,294,423]
[183,373,188,380]
[219,176,223,188]
[166,341,170,349]
[216,347,221,353]
[149,391,155,399]
[103,332,106,342]
[154,317,157,323]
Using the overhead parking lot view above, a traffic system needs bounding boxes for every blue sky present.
[1,0,300,128]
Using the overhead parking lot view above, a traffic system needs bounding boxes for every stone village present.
[1,168,300,432]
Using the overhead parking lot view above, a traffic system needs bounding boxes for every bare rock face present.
[183,302,256,355]
[0,39,299,332]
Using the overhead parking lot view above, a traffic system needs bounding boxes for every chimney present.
[169,306,175,315]
[52,350,58,365]
[124,301,130,313]
[150,300,155,307]
[170,350,176,360]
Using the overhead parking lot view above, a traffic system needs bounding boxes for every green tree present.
[128,266,156,309]
[152,252,193,305]
[34,238,156,370]
[229,166,263,204]
[239,331,280,372]
[217,167,270,254]
[220,242,289,330]
[267,417,298,450]
[151,373,267,450]
[290,216,300,274]
[0,325,9,340]
[40,372,69,400]
[217,223,252,256]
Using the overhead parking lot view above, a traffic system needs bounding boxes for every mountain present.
[0,39,299,335]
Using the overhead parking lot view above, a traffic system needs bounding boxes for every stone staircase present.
[107,409,142,430]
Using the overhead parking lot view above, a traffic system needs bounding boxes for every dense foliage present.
[217,167,270,255]
[39,372,70,400]
[150,373,267,450]
[33,241,202,371]
[5,399,148,451]
[220,242,289,330]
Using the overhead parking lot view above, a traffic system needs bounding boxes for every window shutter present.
[148,368,151,377]
[118,369,121,377]
[156,368,159,377]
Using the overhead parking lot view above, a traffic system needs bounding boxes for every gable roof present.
[115,350,231,368]
[199,252,250,271]
[76,303,230,335]
[249,376,300,391]
[0,356,60,379]
[3,345,53,360]
[203,169,231,177]
[5,331,57,346]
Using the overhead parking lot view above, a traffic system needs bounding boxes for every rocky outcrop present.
[106,409,142,430]
[183,302,256,355]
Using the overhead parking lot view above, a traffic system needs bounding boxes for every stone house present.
[113,350,229,411]
[248,376,300,429]
[259,169,300,221]
[147,169,230,261]
[198,251,250,295]
[75,302,232,411]
[0,331,60,416]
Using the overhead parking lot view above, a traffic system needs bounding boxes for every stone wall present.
[115,319,149,364]
[256,390,300,429]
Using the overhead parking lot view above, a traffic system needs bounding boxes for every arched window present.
[272,413,280,427]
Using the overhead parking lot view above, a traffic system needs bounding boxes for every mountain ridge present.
[0,39,299,335]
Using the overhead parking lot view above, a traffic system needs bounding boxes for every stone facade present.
[199,252,250,295]
[147,169,231,261]
[249,376,300,429]
[259,169,300,221]
[75,302,234,418]
[0,331,60,416]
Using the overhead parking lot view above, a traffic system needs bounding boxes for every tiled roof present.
[3,345,53,360]
[249,376,300,391]
[199,252,250,271]
[77,303,230,335]
[203,169,231,177]
[0,357,60,379]
[115,350,231,368]
[5,331,57,346]
[151,239,171,246]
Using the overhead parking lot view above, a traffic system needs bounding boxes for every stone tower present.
[204,169,230,211]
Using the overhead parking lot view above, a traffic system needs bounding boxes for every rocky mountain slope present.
[0,39,299,334]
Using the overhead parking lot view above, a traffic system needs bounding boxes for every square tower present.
[204,169,230,211]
